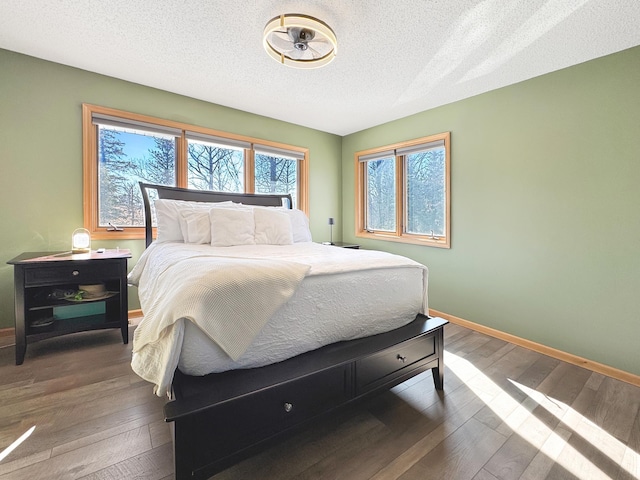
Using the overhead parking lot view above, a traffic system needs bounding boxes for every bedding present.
[129,242,428,397]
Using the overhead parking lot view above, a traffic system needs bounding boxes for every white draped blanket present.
[129,243,428,396]
[130,244,309,395]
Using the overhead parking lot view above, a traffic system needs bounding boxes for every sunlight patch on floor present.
[0,426,36,463]
[511,379,640,479]
[447,352,615,479]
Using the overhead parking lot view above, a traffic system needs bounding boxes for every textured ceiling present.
[1,0,639,135]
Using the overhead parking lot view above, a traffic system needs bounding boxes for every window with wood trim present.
[82,104,309,240]
[355,132,450,248]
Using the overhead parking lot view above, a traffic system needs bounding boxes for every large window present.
[94,117,179,229]
[355,132,450,248]
[83,104,308,239]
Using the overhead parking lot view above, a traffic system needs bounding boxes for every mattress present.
[129,242,428,396]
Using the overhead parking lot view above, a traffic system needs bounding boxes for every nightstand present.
[7,250,131,365]
[321,241,360,249]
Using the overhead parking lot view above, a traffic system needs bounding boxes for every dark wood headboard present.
[139,182,294,248]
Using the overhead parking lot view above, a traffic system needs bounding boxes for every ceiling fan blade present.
[272,30,290,40]
[307,45,324,59]
[308,36,329,46]
[286,48,307,61]
[307,41,332,57]
[269,32,294,51]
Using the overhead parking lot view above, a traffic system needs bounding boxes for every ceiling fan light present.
[263,14,337,69]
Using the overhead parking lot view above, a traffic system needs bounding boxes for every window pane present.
[187,140,244,192]
[254,153,297,207]
[98,126,176,227]
[406,147,446,236]
[366,157,396,232]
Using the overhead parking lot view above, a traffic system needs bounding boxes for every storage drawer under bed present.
[355,334,436,394]
[179,364,350,471]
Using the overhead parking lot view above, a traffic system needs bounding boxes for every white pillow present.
[179,209,211,244]
[155,199,187,243]
[285,209,312,243]
[210,207,256,247]
[254,207,294,245]
[154,198,237,243]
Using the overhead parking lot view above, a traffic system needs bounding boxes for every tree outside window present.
[98,126,175,228]
[187,141,244,193]
[365,157,396,232]
[255,153,297,208]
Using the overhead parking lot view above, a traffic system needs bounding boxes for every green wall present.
[342,46,640,376]
[0,49,342,328]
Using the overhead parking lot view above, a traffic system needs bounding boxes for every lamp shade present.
[72,228,91,254]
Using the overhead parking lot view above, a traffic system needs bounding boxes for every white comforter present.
[129,242,428,396]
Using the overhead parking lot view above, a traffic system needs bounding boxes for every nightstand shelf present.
[7,250,131,365]
[25,314,121,342]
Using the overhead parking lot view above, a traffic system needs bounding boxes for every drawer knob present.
[283,402,293,413]
[397,354,407,363]
[72,270,80,276]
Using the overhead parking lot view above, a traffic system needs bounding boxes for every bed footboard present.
[164,314,447,480]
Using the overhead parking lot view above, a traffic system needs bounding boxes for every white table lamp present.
[328,217,335,245]
[72,228,91,254]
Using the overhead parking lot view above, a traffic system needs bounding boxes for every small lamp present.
[71,228,91,254]
[328,217,335,245]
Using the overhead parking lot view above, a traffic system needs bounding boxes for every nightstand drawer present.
[24,262,121,286]
[356,334,435,394]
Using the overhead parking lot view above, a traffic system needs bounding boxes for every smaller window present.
[254,144,305,209]
[364,155,396,232]
[403,140,446,237]
[185,132,248,193]
[355,132,451,248]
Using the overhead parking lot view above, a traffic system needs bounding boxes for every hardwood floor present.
[0,323,638,479]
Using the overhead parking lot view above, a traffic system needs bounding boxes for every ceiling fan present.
[263,14,337,69]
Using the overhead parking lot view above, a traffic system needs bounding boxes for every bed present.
[132,182,447,479]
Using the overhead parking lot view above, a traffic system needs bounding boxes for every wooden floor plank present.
[0,382,161,460]
[472,468,500,480]
[618,408,640,480]
[367,394,492,480]
[519,425,573,480]
[51,411,164,457]
[77,442,174,480]
[398,417,507,480]
[0,427,152,480]
[591,377,640,443]
[0,448,52,477]
[214,409,388,480]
